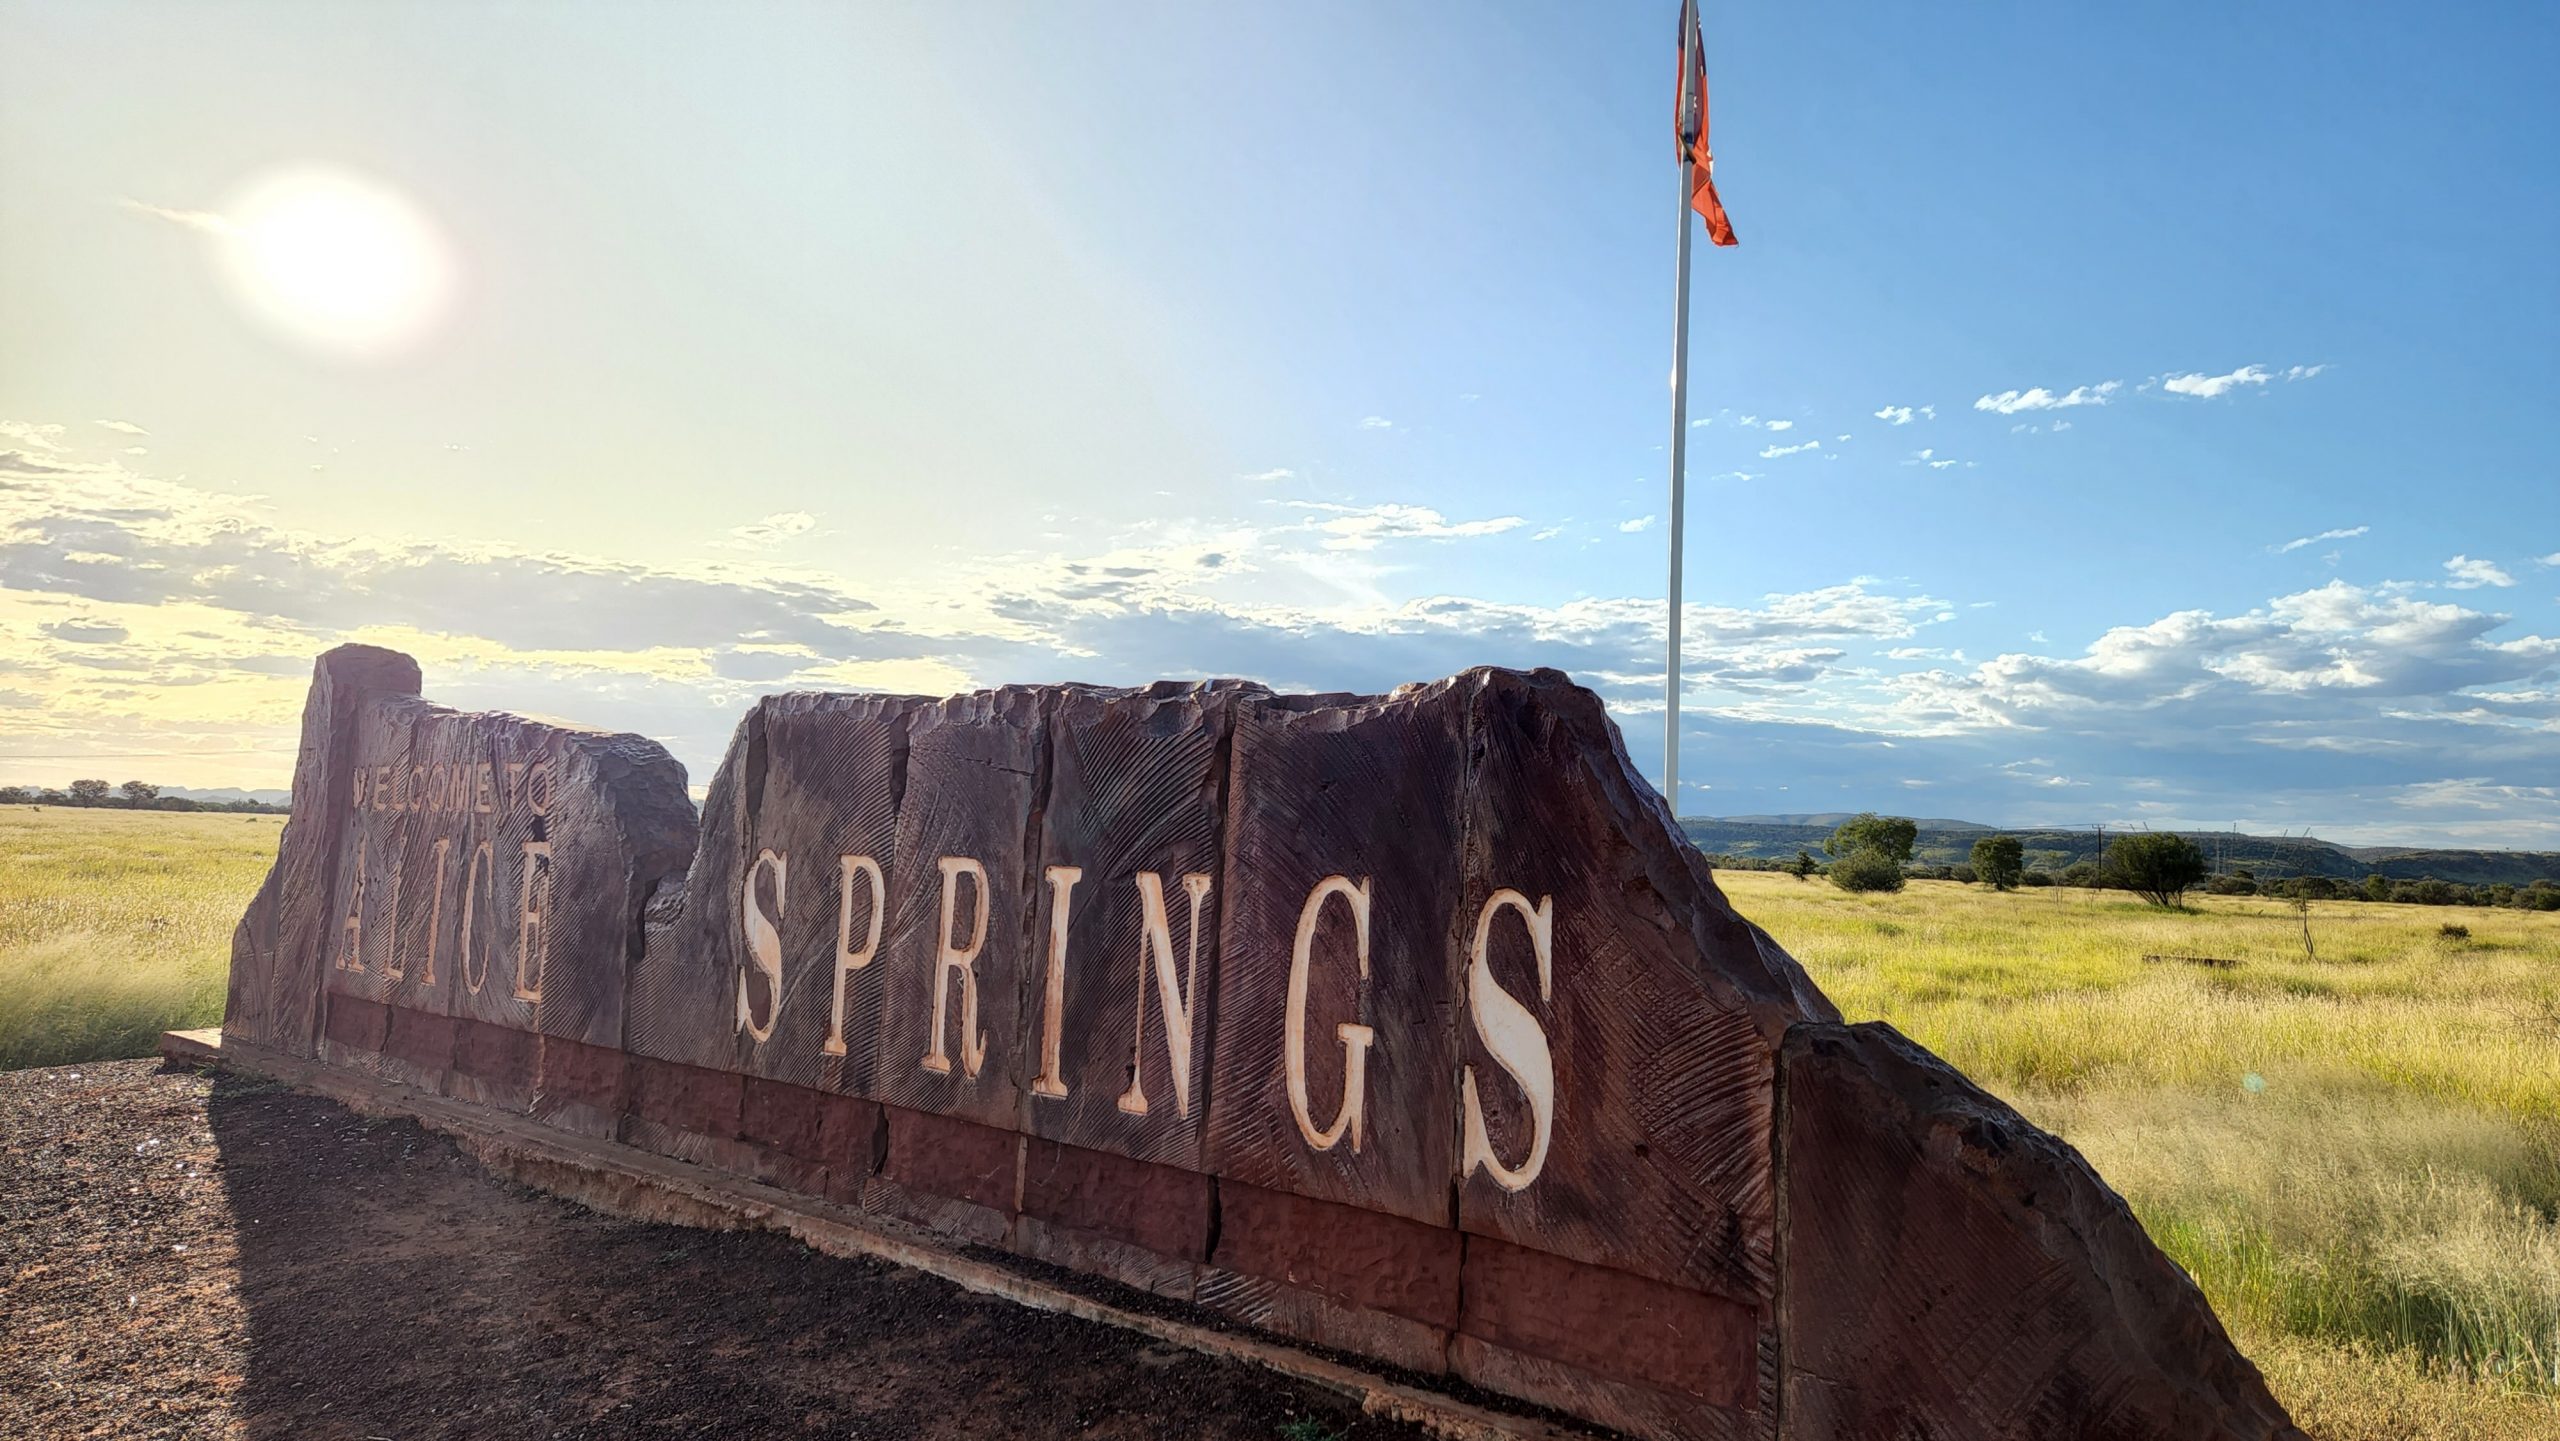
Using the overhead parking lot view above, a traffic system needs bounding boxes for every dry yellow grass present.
[1723,871,2560,1440]
[0,805,282,1069]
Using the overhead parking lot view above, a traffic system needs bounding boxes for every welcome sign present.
[223,646,2303,1441]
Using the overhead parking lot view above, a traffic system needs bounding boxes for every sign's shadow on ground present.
[202,1071,1421,1441]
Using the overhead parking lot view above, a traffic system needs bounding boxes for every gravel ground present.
[0,1058,1432,1441]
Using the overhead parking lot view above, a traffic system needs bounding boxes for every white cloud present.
[1905,448,1962,470]
[1871,404,1934,426]
[1973,381,2119,415]
[96,420,148,436]
[1530,525,1564,542]
[1281,501,1523,550]
[2160,365,2273,399]
[1237,468,1295,483]
[1759,439,1820,459]
[2535,552,2560,567]
[1761,419,1794,432]
[720,511,818,550]
[2273,525,2367,554]
[2155,362,2324,399]
[1619,515,1656,533]
[1356,416,1394,431]
[2442,555,2514,589]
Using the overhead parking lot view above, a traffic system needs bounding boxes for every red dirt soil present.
[0,1058,1435,1440]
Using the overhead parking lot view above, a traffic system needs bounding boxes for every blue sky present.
[1,2,2555,842]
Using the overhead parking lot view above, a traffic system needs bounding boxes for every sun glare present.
[215,165,456,359]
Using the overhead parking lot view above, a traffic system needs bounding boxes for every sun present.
[215,165,457,359]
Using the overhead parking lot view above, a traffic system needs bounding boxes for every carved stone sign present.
[225,645,2305,1441]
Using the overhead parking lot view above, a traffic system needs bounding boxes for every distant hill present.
[1711,812,1997,832]
[1680,816,2560,889]
[162,785,292,807]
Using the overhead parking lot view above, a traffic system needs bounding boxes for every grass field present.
[1,809,2554,1437]
[1719,871,2560,1440]
[0,806,282,1070]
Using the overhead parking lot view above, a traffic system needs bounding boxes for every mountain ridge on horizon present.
[1678,815,2560,888]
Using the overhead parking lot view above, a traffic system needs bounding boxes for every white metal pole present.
[1665,0,1698,811]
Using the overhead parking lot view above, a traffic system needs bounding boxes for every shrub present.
[1827,848,1906,893]
[2106,832,2210,909]
[2019,870,2056,887]
[1971,834,2025,892]
[2060,860,2107,889]
[1825,813,1917,864]
[2362,873,2392,902]
[1949,863,1978,885]
[2438,923,2471,941]
[2207,875,2258,896]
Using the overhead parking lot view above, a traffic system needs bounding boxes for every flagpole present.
[1665,0,1698,812]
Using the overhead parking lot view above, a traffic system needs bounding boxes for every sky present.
[2,1,2555,844]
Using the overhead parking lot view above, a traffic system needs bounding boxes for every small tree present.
[67,778,111,805]
[120,780,160,809]
[2107,832,2209,909]
[1787,850,1818,883]
[1825,813,1918,863]
[1828,848,1906,893]
[2361,873,2391,903]
[1970,835,2025,892]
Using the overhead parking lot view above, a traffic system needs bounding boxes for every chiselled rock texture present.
[225,644,696,1076]
[224,648,2304,1441]
[1781,1022,2307,1441]
[225,645,421,1056]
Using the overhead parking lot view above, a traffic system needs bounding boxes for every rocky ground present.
[0,1059,1431,1441]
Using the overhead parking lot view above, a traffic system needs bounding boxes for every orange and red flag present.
[1677,8,1738,247]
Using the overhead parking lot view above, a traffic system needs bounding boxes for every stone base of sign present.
[160,1026,1581,1441]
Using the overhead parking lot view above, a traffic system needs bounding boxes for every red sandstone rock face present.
[223,646,2305,1441]
[1781,1022,2309,1441]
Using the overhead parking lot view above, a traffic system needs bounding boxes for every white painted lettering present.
[824,854,884,1057]
[921,856,990,1078]
[737,848,786,1042]
[1286,875,1374,1152]
[1460,889,1556,1192]
[459,840,496,994]
[1119,871,1211,1118]
[513,839,552,1003]
[1030,865,1082,1099]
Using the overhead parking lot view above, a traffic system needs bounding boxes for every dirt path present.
[0,1059,1433,1441]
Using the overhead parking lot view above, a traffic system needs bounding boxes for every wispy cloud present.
[1973,381,2119,415]
[1759,439,1820,459]
[1871,404,1934,426]
[720,511,818,550]
[1905,448,1962,470]
[1619,515,1656,533]
[1356,416,1394,431]
[2156,362,2326,399]
[96,420,148,436]
[1237,468,1295,483]
[1282,501,1522,550]
[2442,554,2514,589]
[2272,525,2368,555]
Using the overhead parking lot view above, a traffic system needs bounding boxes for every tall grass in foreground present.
[0,806,282,1068]
[1724,872,2560,1441]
